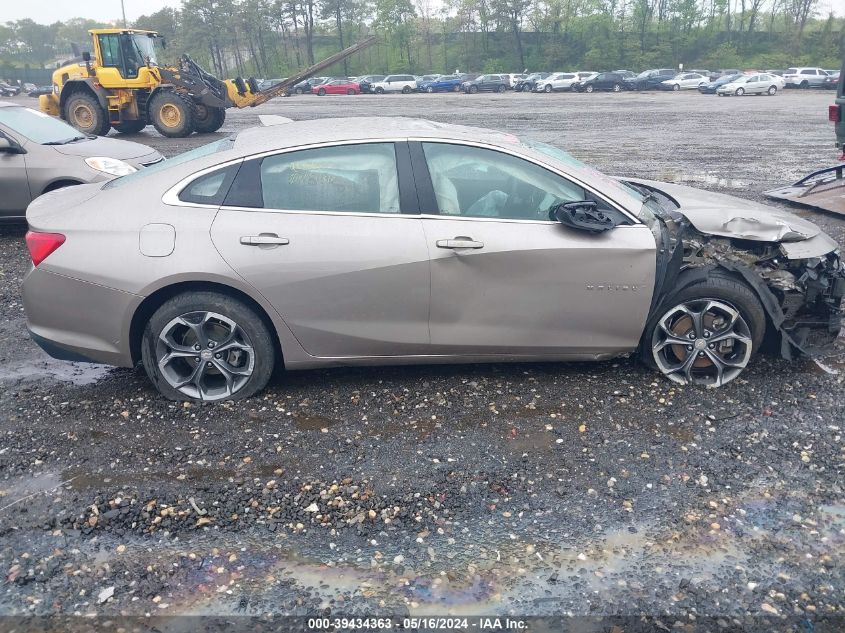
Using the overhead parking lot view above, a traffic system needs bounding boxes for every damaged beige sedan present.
[22,118,845,401]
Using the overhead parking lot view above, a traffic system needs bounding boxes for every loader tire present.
[193,105,226,133]
[64,92,111,136]
[113,119,147,134]
[149,91,195,138]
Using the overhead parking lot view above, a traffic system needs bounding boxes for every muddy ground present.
[0,90,844,630]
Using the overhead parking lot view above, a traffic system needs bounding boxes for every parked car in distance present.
[625,69,677,90]
[372,75,417,94]
[514,72,551,92]
[291,77,329,94]
[613,70,636,79]
[313,79,360,95]
[766,69,786,76]
[357,75,385,94]
[22,117,845,401]
[28,86,53,98]
[504,73,527,88]
[660,73,708,91]
[823,70,841,90]
[257,78,285,91]
[534,72,580,92]
[568,72,599,92]
[23,82,37,92]
[575,71,631,92]
[783,67,829,89]
[417,75,464,93]
[462,74,508,93]
[0,101,162,221]
[0,82,21,97]
[710,69,741,80]
[698,73,744,94]
[717,73,785,96]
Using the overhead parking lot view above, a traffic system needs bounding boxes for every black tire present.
[497,85,505,92]
[672,84,680,91]
[800,80,809,89]
[402,85,411,94]
[640,273,766,386]
[149,91,194,137]
[544,84,552,93]
[612,83,621,92]
[585,84,594,93]
[426,86,434,93]
[63,91,111,136]
[318,88,326,96]
[347,88,356,95]
[193,105,226,133]
[452,84,461,92]
[141,291,276,402]
[735,87,744,96]
[469,85,478,94]
[113,119,147,134]
[375,87,384,94]
[767,86,777,95]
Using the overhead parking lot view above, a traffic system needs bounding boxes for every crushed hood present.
[628,178,825,242]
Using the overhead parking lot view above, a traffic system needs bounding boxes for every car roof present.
[233,117,520,153]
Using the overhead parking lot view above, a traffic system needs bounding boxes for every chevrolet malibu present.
[22,117,845,401]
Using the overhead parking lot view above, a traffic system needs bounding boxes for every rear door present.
[210,141,431,358]
[412,140,656,357]
[0,129,31,216]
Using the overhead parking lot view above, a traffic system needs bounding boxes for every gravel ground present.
[0,90,844,629]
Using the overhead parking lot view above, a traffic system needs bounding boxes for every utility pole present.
[121,0,127,27]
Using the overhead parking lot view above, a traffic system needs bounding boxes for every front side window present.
[422,143,596,221]
[258,143,400,214]
[98,34,122,68]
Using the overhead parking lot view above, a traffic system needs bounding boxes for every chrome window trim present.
[163,136,641,224]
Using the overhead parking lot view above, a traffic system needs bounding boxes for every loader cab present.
[93,30,160,82]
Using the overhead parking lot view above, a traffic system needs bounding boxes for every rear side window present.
[178,164,238,205]
[226,143,400,214]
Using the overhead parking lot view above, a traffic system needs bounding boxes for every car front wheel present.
[767,86,777,95]
[141,292,275,402]
[735,87,745,95]
[643,276,765,387]
[672,84,680,91]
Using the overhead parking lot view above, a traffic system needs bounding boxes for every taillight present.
[830,105,841,123]
[25,231,65,266]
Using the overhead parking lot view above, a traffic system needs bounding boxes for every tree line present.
[1,0,842,81]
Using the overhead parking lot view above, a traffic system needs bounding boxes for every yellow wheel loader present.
[40,29,375,138]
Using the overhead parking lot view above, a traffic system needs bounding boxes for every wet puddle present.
[0,352,111,386]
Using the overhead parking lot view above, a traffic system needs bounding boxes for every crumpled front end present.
[683,234,845,356]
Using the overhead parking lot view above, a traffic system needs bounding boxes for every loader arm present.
[227,36,377,108]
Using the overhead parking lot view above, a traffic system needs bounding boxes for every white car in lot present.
[661,73,708,91]
[534,72,580,92]
[371,74,418,94]
[782,67,830,89]
[716,73,785,96]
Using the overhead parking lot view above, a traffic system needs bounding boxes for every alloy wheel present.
[736,87,744,96]
[651,299,752,387]
[155,311,255,401]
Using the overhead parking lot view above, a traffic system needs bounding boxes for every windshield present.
[103,138,232,189]
[0,106,86,144]
[731,76,750,84]
[636,70,653,78]
[130,33,158,65]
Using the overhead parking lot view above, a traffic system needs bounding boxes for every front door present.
[210,141,431,358]
[415,141,656,357]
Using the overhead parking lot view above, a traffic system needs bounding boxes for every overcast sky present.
[1,0,183,24]
[1,0,842,24]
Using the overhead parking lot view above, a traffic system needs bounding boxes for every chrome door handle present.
[240,234,290,246]
[436,237,484,249]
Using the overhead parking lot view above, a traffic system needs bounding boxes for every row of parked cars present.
[275,66,839,97]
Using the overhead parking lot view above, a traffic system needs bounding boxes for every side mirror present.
[549,200,628,233]
[82,51,91,62]
[0,138,10,151]
[0,136,25,153]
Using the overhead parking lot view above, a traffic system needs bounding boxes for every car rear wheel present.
[318,88,326,96]
[64,92,111,136]
[767,86,777,95]
[142,292,275,402]
[452,85,460,92]
[735,87,745,95]
[497,85,506,92]
[402,86,411,94]
[800,80,809,89]
[643,276,765,387]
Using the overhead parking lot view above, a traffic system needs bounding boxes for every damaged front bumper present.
[683,233,845,358]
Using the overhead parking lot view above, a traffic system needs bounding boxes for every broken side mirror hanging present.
[549,200,627,233]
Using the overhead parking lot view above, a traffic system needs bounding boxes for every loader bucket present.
[764,164,845,215]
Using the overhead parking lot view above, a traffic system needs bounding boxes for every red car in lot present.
[312,79,361,95]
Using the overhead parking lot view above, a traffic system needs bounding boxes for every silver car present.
[716,73,785,96]
[22,117,845,401]
[0,101,163,221]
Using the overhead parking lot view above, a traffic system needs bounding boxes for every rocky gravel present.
[0,91,843,630]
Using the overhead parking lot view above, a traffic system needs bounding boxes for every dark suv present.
[462,74,509,93]
[576,72,630,92]
[625,69,676,90]
[514,72,551,92]
[357,75,385,94]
